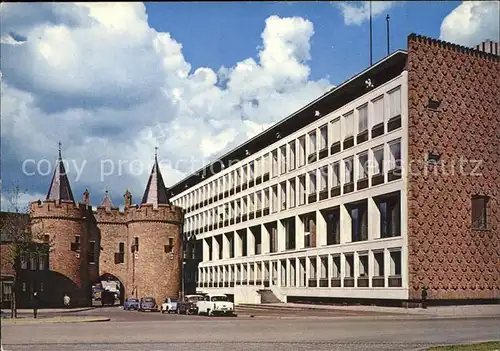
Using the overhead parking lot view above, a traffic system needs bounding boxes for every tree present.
[0,183,53,318]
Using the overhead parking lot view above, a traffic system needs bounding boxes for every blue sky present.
[145,1,459,83]
[0,1,498,209]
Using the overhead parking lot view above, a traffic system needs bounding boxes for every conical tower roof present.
[100,190,114,211]
[46,142,75,202]
[141,148,169,207]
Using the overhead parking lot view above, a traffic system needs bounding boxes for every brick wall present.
[406,34,500,300]
[127,204,183,304]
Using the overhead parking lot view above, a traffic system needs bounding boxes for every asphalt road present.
[2,308,499,351]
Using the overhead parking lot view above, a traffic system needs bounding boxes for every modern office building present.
[170,34,499,305]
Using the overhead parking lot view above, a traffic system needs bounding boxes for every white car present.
[197,293,234,316]
[160,297,178,314]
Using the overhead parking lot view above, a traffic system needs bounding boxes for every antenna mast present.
[386,14,391,55]
[369,1,373,65]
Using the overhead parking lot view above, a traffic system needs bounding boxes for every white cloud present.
[440,1,500,47]
[0,3,332,206]
[337,1,394,26]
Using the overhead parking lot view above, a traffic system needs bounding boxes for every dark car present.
[177,294,204,315]
[101,289,117,307]
[123,298,140,311]
[139,297,157,312]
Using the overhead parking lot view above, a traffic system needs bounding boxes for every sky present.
[1,1,499,211]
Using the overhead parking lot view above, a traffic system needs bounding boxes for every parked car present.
[197,293,234,316]
[138,297,158,312]
[123,298,139,310]
[161,297,178,314]
[176,294,204,315]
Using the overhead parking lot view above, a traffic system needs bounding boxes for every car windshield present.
[144,298,154,302]
[211,296,228,302]
[129,299,138,302]
[187,296,202,302]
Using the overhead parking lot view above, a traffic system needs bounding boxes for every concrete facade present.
[169,34,499,305]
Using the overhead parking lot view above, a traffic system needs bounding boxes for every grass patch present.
[428,341,500,350]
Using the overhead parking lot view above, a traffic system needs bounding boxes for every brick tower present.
[126,150,184,303]
[30,144,99,307]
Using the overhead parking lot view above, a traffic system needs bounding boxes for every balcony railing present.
[356,130,368,144]
[308,278,318,287]
[330,141,341,155]
[343,277,354,287]
[331,278,341,287]
[319,278,328,287]
[387,114,401,132]
[388,167,402,182]
[357,276,369,287]
[371,173,384,186]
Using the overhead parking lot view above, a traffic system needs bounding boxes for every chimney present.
[124,189,132,208]
[474,39,499,56]
[83,189,90,206]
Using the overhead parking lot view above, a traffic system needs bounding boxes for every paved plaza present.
[2,306,499,351]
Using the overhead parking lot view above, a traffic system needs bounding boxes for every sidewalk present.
[1,307,95,315]
[257,303,500,318]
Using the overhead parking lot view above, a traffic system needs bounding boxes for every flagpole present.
[369,1,373,65]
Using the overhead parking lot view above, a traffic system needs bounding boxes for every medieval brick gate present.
[92,273,125,306]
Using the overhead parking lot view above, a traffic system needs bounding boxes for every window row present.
[198,249,402,289]
[175,87,402,215]
[184,139,401,236]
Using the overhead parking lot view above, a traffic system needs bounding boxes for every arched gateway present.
[91,273,125,306]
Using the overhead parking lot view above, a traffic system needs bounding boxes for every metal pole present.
[369,1,373,65]
[182,262,185,299]
[386,14,390,55]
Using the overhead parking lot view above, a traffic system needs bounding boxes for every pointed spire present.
[100,189,114,211]
[46,142,75,202]
[141,148,169,208]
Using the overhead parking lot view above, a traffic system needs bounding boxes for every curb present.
[1,316,110,325]
[235,314,500,321]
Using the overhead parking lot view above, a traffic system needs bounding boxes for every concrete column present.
[261,224,270,254]
[295,257,301,288]
[401,246,408,289]
[235,231,243,257]
[247,228,255,256]
[305,257,311,287]
[316,255,321,286]
[328,254,332,288]
[340,204,352,244]
[384,248,390,287]
[368,197,380,240]
[353,252,359,287]
[368,251,374,288]
[222,233,230,259]
[212,236,220,261]
[316,209,327,247]
[203,238,210,262]
[340,253,346,288]
[295,215,304,249]
[285,259,291,287]
[277,220,286,252]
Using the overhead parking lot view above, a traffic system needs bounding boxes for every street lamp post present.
[181,261,187,299]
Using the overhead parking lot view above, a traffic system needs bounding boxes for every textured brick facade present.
[406,34,500,300]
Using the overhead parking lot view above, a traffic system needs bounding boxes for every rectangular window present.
[254,159,260,180]
[373,147,384,174]
[280,145,287,174]
[389,140,401,170]
[309,131,317,154]
[288,141,296,171]
[289,179,296,208]
[298,135,306,166]
[249,162,254,181]
[280,182,287,211]
[319,124,328,150]
[299,175,306,205]
[262,154,269,176]
[256,191,262,211]
[344,157,354,183]
[389,88,401,118]
[272,185,278,213]
[272,150,278,177]
[358,105,368,133]
[264,190,269,210]
[30,253,37,270]
[472,196,489,230]
[38,254,46,270]
[344,112,354,138]
[88,241,96,264]
[325,208,340,245]
[320,166,328,191]
[119,242,125,253]
[167,237,174,253]
[372,96,384,126]
[309,171,317,194]
[20,253,28,270]
[330,162,340,188]
[134,237,139,252]
[358,152,368,179]
[331,118,340,144]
